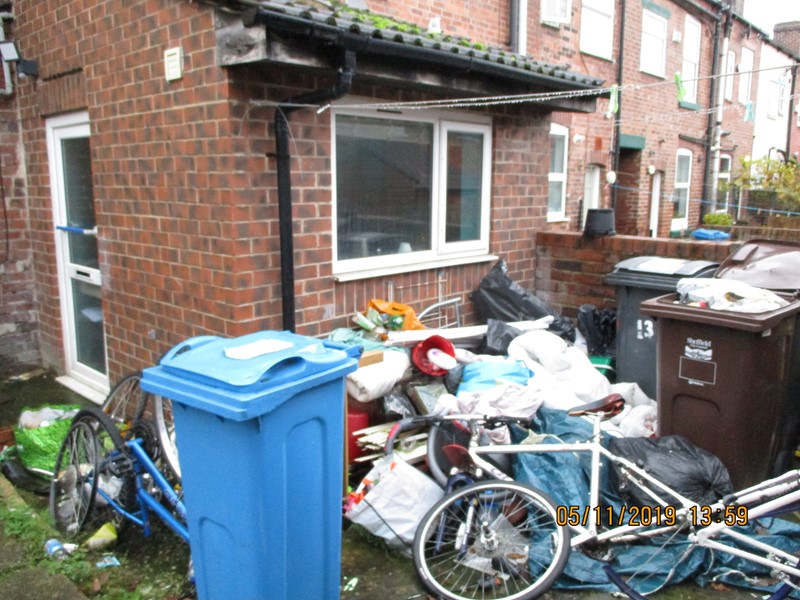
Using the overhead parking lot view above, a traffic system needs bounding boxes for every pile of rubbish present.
[336,261,654,546]
[0,404,79,494]
[336,259,800,596]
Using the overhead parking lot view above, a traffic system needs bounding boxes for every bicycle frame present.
[95,437,189,543]
[446,413,800,583]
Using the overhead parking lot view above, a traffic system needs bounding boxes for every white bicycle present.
[392,395,800,600]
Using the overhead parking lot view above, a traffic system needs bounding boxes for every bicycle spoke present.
[50,419,100,539]
[154,395,181,481]
[102,371,147,440]
[414,481,570,600]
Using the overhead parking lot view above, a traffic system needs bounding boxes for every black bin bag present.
[471,259,576,342]
[608,435,734,507]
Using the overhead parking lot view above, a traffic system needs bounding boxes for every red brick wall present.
[550,1,759,238]
[14,0,235,375]
[368,0,512,49]
[0,13,35,367]
[6,0,559,382]
[534,231,735,317]
[0,0,775,387]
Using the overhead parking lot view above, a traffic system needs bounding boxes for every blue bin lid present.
[157,330,354,392]
[141,331,360,420]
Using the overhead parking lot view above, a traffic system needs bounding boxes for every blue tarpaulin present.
[512,409,800,596]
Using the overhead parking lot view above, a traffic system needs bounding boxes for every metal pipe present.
[787,65,797,158]
[0,12,17,97]
[274,50,355,332]
[708,7,733,217]
[611,0,626,209]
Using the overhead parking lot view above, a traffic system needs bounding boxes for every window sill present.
[679,101,701,111]
[333,253,498,282]
[547,217,570,224]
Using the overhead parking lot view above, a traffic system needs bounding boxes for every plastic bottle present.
[45,538,67,560]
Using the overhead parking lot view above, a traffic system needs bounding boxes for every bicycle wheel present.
[153,394,181,481]
[413,480,570,600]
[102,371,147,440]
[84,408,138,533]
[50,416,101,538]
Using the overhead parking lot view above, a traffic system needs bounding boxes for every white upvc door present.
[649,171,662,238]
[582,165,601,228]
[46,111,108,401]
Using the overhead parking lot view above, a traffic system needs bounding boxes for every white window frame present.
[548,123,569,222]
[717,154,732,212]
[724,50,735,101]
[672,149,692,231]
[580,0,614,60]
[541,0,572,24]
[682,16,701,103]
[640,10,668,78]
[738,47,754,104]
[331,107,492,280]
[777,74,787,117]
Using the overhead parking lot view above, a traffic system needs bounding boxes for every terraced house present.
[0,0,795,400]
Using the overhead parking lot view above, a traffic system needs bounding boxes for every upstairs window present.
[542,0,572,24]
[580,0,614,60]
[724,50,735,101]
[738,47,754,104]
[333,110,491,278]
[640,10,667,78]
[681,16,701,103]
[717,154,732,212]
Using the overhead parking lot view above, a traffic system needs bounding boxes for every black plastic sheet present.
[471,260,576,342]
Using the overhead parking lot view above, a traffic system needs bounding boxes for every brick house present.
[545,0,797,238]
[773,22,800,160]
[0,0,607,399]
[0,0,795,401]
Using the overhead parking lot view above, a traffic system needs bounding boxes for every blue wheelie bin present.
[141,331,359,600]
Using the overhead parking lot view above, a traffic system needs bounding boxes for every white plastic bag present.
[345,455,443,553]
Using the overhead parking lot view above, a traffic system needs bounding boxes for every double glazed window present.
[739,47,754,104]
[580,0,614,60]
[548,124,569,221]
[681,16,701,103]
[333,111,491,276]
[640,10,667,78]
[542,0,572,24]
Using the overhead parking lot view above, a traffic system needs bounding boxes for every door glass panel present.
[72,279,105,373]
[62,138,98,269]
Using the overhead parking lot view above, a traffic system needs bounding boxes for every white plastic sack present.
[676,278,789,313]
[507,330,611,405]
[346,350,410,402]
[345,455,443,553]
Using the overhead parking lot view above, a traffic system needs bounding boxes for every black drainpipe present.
[274,50,356,332]
[611,0,626,209]
[702,15,723,223]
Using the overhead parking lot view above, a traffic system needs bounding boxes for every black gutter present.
[274,49,356,332]
[246,7,604,94]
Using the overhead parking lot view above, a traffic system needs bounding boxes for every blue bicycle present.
[49,405,188,545]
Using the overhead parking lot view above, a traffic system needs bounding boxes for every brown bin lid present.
[640,292,800,333]
[715,239,800,292]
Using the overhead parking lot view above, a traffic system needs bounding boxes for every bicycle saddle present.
[567,393,624,418]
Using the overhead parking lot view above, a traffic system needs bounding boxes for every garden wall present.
[533,232,737,318]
